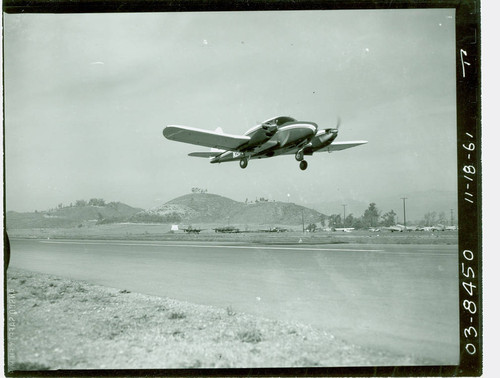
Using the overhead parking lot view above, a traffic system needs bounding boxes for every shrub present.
[237,329,262,343]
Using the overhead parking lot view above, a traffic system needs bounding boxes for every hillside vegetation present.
[6,201,143,229]
[6,193,327,229]
[6,188,458,231]
[132,193,325,225]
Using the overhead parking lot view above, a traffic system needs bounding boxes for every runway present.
[8,238,459,364]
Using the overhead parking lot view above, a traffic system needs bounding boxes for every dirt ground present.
[6,268,429,371]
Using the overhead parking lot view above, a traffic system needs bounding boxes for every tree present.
[362,203,380,228]
[344,214,355,228]
[306,223,317,232]
[89,198,106,206]
[437,211,448,225]
[75,199,87,207]
[353,217,365,229]
[328,214,342,229]
[423,211,437,226]
[380,210,397,227]
[319,214,326,228]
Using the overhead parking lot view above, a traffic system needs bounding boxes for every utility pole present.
[450,209,454,226]
[342,204,347,227]
[401,197,407,229]
[301,209,305,233]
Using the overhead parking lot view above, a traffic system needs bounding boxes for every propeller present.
[328,117,341,134]
[317,117,341,143]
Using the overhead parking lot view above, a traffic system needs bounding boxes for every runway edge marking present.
[38,239,453,255]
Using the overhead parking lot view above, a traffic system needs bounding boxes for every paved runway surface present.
[9,238,459,364]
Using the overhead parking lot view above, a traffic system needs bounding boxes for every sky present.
[4,9,457,216]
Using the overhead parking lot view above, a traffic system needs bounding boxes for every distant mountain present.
[6,202,143,229]
[132,193,326,225]
[307,190,457,222]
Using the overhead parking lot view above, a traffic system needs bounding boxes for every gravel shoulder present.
[6,268,431,371]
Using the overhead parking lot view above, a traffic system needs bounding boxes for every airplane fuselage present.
[210,121,318,163]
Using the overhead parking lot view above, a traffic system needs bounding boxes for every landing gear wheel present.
[239,158,248,169]
[299,160,308,170]
[295,150,304,161]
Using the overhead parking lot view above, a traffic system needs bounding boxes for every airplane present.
[181,226,204,234]
[260,226,288,233]
[384,224,407,232]
[333,227,355,232]
[163,116,367,170]
[384,224,419,232]
[214,226,240,233]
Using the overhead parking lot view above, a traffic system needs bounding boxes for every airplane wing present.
[315,140,367,153]
[188,151,222,158]
[164,125,251,151]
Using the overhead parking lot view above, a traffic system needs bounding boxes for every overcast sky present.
[4,9,457,213]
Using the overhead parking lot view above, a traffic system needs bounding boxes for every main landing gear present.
[239,157,248,169]
[295,149,308,171]
[295,150,304,162]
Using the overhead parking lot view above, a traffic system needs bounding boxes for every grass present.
[6,223,458,245]
[6,268,435,370]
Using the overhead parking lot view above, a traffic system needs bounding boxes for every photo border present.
[2,0,482,376]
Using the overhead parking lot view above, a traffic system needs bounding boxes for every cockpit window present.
[275,116,296,125]
[262,116,296,126]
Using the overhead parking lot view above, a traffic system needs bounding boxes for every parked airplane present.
[384,225,407,232]
[260,227,288,233]
[214,226,240,233]
[163,116,367,170]
[333,227,355,232]
[182,226,204,234]
[384,225,419,232]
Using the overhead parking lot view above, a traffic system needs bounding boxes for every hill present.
[6,202,143,229]
[134,193,326,226]
[130,193,244,224]
[231,201,324,226]
[6,193,328,229]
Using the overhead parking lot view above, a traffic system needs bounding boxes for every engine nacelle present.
[304,128,338,153]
